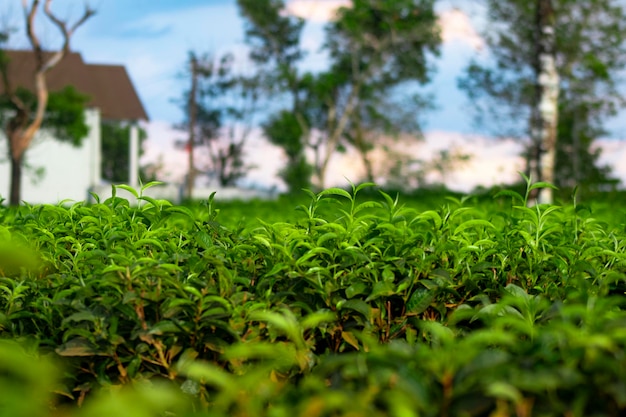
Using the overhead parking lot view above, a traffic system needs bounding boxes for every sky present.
[1,0,625,192]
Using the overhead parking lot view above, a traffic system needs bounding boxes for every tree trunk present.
[361,150,374,183]
[535,0,560,204]
[9,153,23,206]
[352,116,374,183]
[316,85,361,190]
[186,55,198,200]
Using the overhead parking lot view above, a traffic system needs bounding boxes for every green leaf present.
[114,184,139,198]
[453,219,495,235]
[300,311,336,330]
[184,286,203,299]
[338,299,372,320]
[504,284,529,300]
[316,232,338,247]
[264,263,287,277]
[62,311,97,324]
[134,238,165,251]
[366,281,396,301]
[319,187,352,200]
[382,267,395,282]
[141,181,164,191]
[529,181,558,191]
[149,321,181,335]
[196,231,213,249]
[166,206,196,220]
[353,200,382,215]
[486,381,523,403]
[346,281,368,299]
[415,210,442,229]
[355,182,376,193]
[406,288,435,314]
[177,361,236,391]
[494,189,524,203]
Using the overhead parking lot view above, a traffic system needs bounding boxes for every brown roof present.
[0,50,148,121]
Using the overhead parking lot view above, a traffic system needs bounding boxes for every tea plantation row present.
[1,181,626,416]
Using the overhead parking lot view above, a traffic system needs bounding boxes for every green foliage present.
[279,155,313,193]
[101,121,150,183]
[263,110,305,159]
[0,85,90,147]
[46,86,91,146]
[327,0,440,85]
[237,0,304,70]
[3,181,626,415]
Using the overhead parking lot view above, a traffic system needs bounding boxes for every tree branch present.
[42,0,95,72]
[12,0,95,157]
[23,0,43,67]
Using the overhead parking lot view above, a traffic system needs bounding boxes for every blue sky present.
[0,0,479,132]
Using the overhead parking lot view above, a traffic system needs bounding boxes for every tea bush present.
[1,179,626,416]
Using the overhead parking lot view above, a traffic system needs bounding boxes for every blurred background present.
[0,0,625,203]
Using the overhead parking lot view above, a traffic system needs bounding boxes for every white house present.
[0,50,149,204]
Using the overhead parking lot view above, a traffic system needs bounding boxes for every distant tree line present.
[178,0,442,194]
[177,0,626,202]
[460,0,626,201]
[1,1,624,204]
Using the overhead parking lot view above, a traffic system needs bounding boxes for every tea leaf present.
[319,188,352,200]
[55,338,102,357]
[406,288,435,314]
[114,184,139,198]
[338,299,372,320]
[366,281,396,301]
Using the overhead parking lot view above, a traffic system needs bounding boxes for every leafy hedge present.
[1,180,626,416]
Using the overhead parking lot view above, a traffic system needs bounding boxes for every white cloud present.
[286,1,484,51]
[140,123,626,194]
[285,0,350,22]
[596,139,626,183]
[140,124,528,193]
[438,8,484,50]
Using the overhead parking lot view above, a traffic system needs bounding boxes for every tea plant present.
[2,179,626,415]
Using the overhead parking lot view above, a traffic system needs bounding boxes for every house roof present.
[0,50,148,121]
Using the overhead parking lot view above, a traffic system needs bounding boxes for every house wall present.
[0,108,101,204]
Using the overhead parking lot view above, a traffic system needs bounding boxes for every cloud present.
[596,139,626,184]
[286,1,484,51]
[285,0,350,22]
[438,8,484,50]
[140,125,527,193]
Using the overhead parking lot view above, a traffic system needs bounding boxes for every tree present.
[237,0,310,192]
[176,52,259,190]
[262,110,312,192]
[312,0,440,189]
[459,0,626,201]
[238,0,440,191]
[342,88,432,183]
[1,0,94,205]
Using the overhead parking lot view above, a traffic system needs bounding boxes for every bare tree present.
[3,0,94,205]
